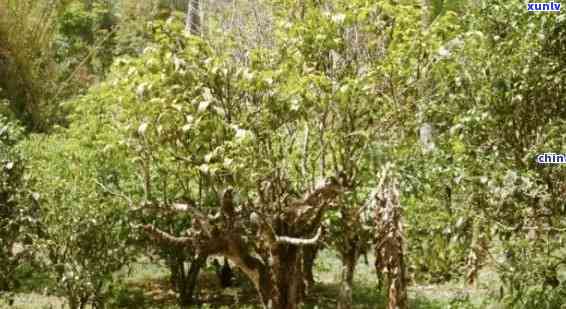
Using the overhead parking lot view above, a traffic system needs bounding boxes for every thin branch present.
[142,224,192,247]
[172,202,213,236]
[172,202,196,211]
[52,26,117,101]
[299,177,342,206]
[167,148,206,166]
[479,214,566,233]
[95,180,133,206]
[302,125,310,186]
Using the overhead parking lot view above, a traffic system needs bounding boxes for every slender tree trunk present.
[421,0,432,28]
[168,253,206,307]
[302,245,318,291]
[84,0,93,11]
[67,293,89,309]
[0,278,8,291]
[185,0,201,35]
[338,249,358,309]
[79,297,89,309]
[181,254,207,307]
[68,297,79,309]
[418,0,435,154]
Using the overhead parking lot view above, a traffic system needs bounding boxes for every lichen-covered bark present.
[374,167,408,309]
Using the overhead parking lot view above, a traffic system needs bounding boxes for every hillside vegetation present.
[1,1,565,308]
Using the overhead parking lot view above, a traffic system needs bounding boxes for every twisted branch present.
[142,224,192,247]
[276,227,322,246]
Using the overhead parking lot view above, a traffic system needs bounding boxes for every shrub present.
[0,116,36,299]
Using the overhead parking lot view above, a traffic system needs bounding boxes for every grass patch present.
[8,251,502,308]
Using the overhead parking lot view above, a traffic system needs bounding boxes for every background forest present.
[0,0,565,308]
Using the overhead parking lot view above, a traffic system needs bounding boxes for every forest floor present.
[8,250,502,309]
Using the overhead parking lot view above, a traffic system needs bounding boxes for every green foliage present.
[507,283,566,309]
[66,22,227,306]
[0,116,36,299]
[419,0,566,298]
[24,132,135,308]
[0,0,121,131]
[105,282,148,308]
[20,90,139,308]
[0,0,68,131]
[55,0,118,81]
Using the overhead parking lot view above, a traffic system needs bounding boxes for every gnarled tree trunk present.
[273,245,304,309]
[266,245,305,309]
[143,177,344,309]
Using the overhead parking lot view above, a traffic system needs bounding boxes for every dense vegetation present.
[1,0,565,308]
